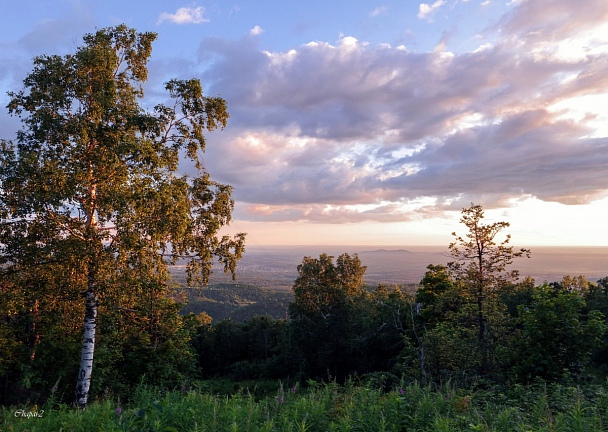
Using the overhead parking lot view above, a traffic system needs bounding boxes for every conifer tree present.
[448,204,529,373]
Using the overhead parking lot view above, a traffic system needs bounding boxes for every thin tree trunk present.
[76,179,98,408]
[478,285,488,373]
[410,303,428,384]
[29,299,40,361]
[75,282,97,408]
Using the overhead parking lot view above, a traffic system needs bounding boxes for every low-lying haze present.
[205,245,608,289]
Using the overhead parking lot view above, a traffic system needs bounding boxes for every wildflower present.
[399,389,405,395]
[116,406,122,416]
[291,384,298,394]
[277,396,284,404]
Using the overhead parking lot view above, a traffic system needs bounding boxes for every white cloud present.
[370,6,387,17]
[250,25,264,36]
[158,6,209,25]
[418,0,446,21]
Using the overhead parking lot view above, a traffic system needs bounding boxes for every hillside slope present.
[180,283,293,322]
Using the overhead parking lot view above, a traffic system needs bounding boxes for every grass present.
[2,380,608,431]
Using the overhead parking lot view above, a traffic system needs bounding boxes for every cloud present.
[191,0,608,223]
[250,25,264,36]
[380,109,608,206]
[3,0,607,226]
[370,6,387,17]
[495,0,608,46]
[158,6,209,25]
[418,0,446,21]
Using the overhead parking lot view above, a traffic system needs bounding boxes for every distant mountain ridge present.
[360,249,414,254]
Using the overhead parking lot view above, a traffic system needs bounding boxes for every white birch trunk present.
[76,179,98,408]
[75,286,97,408]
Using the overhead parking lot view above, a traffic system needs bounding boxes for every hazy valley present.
[200,245,608,288]
[175,245,608,322]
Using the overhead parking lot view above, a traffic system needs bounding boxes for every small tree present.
[0,25,245,407]
[447,204,530,373]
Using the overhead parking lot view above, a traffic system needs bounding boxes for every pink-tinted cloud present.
[2,0,607,225]
[193,0,608,222]
[496,0,608,45]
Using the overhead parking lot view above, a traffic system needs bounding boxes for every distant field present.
[175,245,608,289]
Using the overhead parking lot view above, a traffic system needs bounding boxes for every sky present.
[1,0,608,247]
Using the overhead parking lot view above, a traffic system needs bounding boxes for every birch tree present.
[0,25,245,408]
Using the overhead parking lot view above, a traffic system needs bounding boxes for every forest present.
[2,25,608,431]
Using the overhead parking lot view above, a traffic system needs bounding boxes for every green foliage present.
[288,254,410,382]
[424,319,480,378]
[193,316,299,381]
[416,264,461,325]
[511,284,606,382]
[289,253,369,381]
[291,253,366,318]
[414,264,608,386]
[188,261,608,390]
[448,205,531,290]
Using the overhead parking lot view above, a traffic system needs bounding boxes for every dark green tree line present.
[191,217,608,387]
[413,205,608,384]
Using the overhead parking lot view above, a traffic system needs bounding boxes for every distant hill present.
[180,283,293,322]
[360,249,414,254]
[357,248,446,284]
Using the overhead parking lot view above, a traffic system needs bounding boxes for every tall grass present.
[2,380,608,431]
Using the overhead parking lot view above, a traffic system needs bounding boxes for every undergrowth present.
[2,380,608,431]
